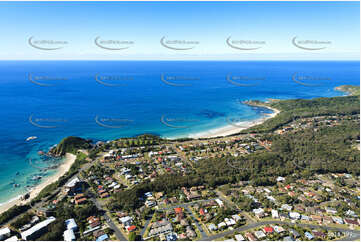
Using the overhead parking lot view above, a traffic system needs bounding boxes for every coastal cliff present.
[50,136,91,156]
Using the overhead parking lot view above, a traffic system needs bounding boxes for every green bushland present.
[110,92,360,211]
[242,95,359,134]
[51,136,91,156]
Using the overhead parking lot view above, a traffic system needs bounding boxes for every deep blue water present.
[0,60,359,204]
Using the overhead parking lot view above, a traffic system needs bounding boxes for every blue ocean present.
[0,60,359,204]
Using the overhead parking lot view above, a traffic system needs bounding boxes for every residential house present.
[273,226,285,233]
[148,220,173,237]
[289,212,300,220]
[304,232,314,240]
[235,234,245,241]
[263,226,274,234]
[253,208,265,218]
[186,226,196,239]
[244,232,257,241]
[208,224,217,231]
[21,217,56,241]
[312,231,326,239]
[271,210,279,219]
[254,230,266,240]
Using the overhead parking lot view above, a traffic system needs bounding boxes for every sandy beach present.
[189,107,280,139]
[0,153,76,215]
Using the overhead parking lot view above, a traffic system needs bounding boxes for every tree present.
[129,232,137,241]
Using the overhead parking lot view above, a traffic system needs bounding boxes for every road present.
[203,220,360,241]
[184,205,207,238]
[140,217,152,238]
[215,190,256,223]
[153,196,360,241]
[91,197,127,241]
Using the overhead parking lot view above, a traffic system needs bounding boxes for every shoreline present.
[0,85,353,215]
[0,153,76,215]
[188,106,280,139]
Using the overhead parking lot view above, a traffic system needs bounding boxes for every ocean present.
[0,60,359,204]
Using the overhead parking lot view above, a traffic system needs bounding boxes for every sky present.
[0,1,359,60]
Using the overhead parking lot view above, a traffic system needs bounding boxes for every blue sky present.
[0,1,359,60]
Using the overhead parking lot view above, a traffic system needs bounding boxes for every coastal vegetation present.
[31,153,88,204]
[50,136,91,156]
[243,95,359,134]
[1,85,359,241]
[0,204,30,226]
[335,85,360,96]
[109,89,360,212]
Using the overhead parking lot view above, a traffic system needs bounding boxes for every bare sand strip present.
[0,153,76,215]
[189,107,280,139]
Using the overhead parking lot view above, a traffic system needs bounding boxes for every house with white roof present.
[325,207,337,215]
[271,209,279,219]
[215,199,224,207]
[281,204,293,211]
[4,236,18,241]
[277,176,285,182]
[119,216,133,227]
[232,214,241,222]
[63,229,76,242]
[289,212,301,220]
[273,226,285,233]
[217,222,227,229]
[253,208,265,218]
[235,234,245,241]
[65,219,78,231]
[254,230,266,239]
[21,216,56,241]
[332,216,344,224]
[208,223,217,231]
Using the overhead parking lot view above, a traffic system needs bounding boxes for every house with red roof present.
[263,226,274,234]
[174,207,182,214]
[199,208,205,216]
[127,225,136,232]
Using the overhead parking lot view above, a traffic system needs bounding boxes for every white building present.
[63,229,76,242]
[215,199,224,207]
[253,208,265,218]
[119,216,133,226]
[0,227,11,240]
[235,234,245,241]
[4,236,18,241]
[65,219,78,231]
[289,212,300,220]
[276,176,285,182]
[281,204,293,211]
[254,230,266,239]
[21,217,56,241]
[271,209,279,219]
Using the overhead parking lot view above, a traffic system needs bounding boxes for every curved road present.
[203,220,360,241]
